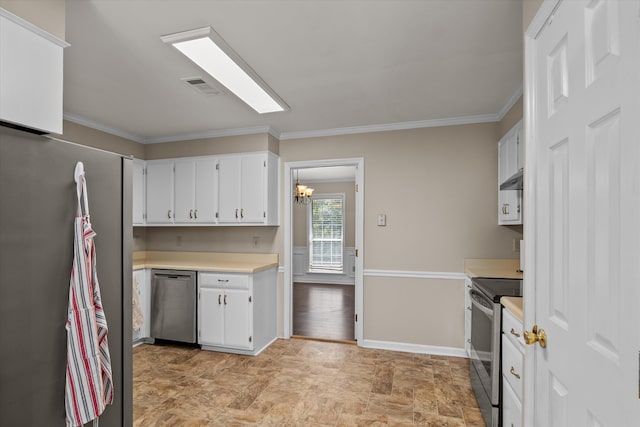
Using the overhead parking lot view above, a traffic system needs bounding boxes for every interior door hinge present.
[355,249,359,257]
[354,314,358,322]
[355,183,359,192]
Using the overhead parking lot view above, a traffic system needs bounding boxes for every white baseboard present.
[360,339,467,358]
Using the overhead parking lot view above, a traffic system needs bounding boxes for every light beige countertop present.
[464,258,523,280]
[133,251,279,273]
[501,296,524,321]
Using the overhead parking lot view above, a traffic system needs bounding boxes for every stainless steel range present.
[469,277,522,427]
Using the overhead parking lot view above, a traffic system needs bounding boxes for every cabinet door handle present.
[509,366,521,379]
[218,294,221,305]
[510,328,521,338]
[194,209,198,219]
[224,294,227,305]
[218,279,229,283]
[235,208,238,219]
[168,210,172,219]
[189,209,193,219]
[504,204,509,215]
[241,208,244,219]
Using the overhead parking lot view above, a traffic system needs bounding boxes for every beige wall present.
[280,124,522,347]
[283,124,521,272]
[365,277,464,347]
[499,96,523,137]
[523,0,545,31]
[293,181,356,247]
[0,0,65,40]
[62,120,145,158]
[145,133,274,160]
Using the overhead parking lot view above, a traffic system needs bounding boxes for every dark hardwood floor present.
[293,282,355,341]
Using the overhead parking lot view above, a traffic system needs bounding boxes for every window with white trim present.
[308,194,344,272]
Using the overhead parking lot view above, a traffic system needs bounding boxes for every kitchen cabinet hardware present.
[509,366,521,379]
[498,120,523,225]
[510,328,521,338]
[218,294,221,305]
[189,209,193,219]
[224,294,227,305]
[194,210,198,219]
[167,210,172,219]
[241,208,244,218]
[235,208,238,219]
[218,279,229,283]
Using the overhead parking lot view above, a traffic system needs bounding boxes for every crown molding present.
[278,114,498,140]
[0,7,69,47]
[63,84,522,144]
[63,113,145,143]
[496,84,523,121]
[144,126,278,144]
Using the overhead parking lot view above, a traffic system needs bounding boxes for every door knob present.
[524,325,547,348]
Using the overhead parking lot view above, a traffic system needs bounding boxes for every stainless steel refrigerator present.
[0,127,133,426]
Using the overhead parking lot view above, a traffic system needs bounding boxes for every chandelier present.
[294,170,314,205]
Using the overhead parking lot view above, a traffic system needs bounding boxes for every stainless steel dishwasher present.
[150,269,197,343]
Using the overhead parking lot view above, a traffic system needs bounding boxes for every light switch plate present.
[377,214,386,226]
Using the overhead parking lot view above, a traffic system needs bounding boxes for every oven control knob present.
[524,325,547,348]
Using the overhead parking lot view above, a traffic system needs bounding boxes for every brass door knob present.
[524,325,547,348]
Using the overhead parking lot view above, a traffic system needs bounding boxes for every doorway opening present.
[284,158,364,344]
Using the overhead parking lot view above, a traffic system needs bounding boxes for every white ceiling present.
[63,0,523,144]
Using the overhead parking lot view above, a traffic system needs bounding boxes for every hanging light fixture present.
[294,170,314,205]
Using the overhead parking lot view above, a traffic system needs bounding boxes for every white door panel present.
[173,160,195,223]
[194,158,217,223]
[240,154,265,223]
[528,1,640,425]
[145,161,174,224]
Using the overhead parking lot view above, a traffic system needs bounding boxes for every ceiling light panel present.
[161,27,288,114]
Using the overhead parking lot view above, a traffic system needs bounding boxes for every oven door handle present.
[471,293,494,317]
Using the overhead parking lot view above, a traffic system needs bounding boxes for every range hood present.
[500,169,523,191]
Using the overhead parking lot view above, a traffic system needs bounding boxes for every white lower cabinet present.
[501,307,524,427]
[464,276,472,357]
[198,268,276,355]
[502,378,522,427]
[132,269,151,343]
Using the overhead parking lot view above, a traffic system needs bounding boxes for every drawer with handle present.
[198,272,249,289]
[502,306,525,348]
[502,328,524,402]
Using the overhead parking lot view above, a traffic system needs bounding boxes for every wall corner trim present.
[363,269,466,281]
[360,339,467,358]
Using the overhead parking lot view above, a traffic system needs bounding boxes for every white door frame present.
[522,2,559,424]
[283,158,364,342]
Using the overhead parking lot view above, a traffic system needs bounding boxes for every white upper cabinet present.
[173,160,196,223]
[218,153,279,225]
[218,156,243,223]
[145,160,174,224]
[0,9,68,134]
[132,159,146,225]
[194,158,218,223]
[174,157,218,224]
[139,152,276,227]
[498,120,523,225]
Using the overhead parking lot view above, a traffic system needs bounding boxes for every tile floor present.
[134,339,485,426]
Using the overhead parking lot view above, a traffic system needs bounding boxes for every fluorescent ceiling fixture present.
[161,27,288,114]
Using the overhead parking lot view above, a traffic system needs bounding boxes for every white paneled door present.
[527,1,640,425]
